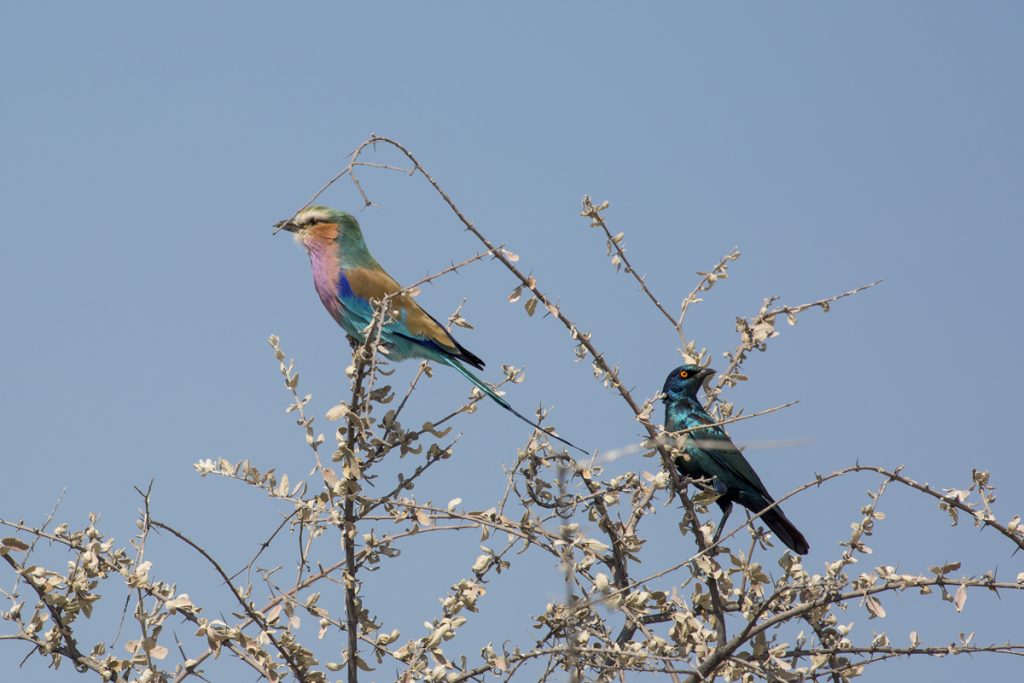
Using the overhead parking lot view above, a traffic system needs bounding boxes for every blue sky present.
[2,3,1022,680]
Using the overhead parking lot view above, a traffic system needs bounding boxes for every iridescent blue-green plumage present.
[662,364,809,554]
[276,205,585,454]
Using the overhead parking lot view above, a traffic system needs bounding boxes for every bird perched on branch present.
[662,364,809,554]
[275,205,585,454]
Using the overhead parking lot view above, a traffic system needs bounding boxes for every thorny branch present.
[706,280,882,407]
[332,134,736,646]
[580,195,678,332]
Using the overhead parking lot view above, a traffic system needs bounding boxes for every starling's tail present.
[759,505,810,555]
[445,359,588,455]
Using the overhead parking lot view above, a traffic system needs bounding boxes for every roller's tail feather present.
[446,359,588,455]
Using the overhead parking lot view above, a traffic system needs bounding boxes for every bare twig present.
[580,196,677,331]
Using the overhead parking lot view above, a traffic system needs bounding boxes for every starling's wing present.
[684,406,774,503]
[686,405,810,554]
[341,267,484,369]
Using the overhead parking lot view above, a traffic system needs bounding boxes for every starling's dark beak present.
[698,367,716,386]
[273,219,299,235]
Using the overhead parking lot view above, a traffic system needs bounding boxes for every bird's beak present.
[273,219,300,235]
[698,367,716,384]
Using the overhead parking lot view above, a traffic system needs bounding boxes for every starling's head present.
[274,205,361,248]
[661,364,715,402]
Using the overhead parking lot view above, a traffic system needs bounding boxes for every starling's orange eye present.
[679,370,689,379]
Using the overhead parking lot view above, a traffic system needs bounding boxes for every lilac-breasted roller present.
[275,205,585,454]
